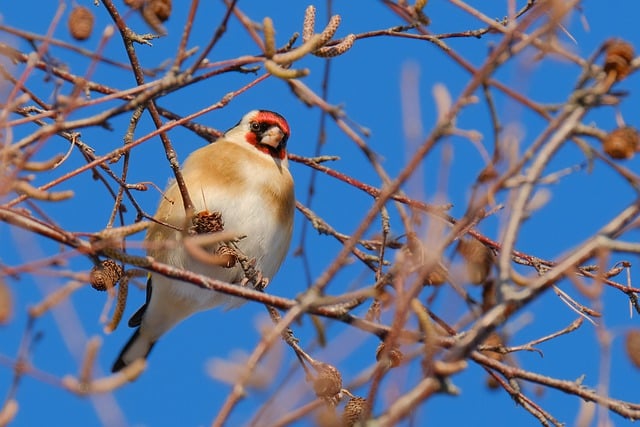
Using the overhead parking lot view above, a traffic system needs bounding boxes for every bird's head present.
[225,110,290,160]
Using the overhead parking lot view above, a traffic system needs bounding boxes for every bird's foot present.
[214,245,237,268]
[238,257,269,290]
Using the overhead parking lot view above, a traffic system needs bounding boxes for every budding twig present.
[0,399,18,427]
[12,180,73,202]
[62,359,146,394]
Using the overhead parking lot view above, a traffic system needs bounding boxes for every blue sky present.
[2,1,640,426]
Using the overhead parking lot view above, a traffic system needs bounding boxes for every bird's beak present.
[260,126,285,149]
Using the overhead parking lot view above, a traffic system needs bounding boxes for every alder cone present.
[457,238,494,284]
[145,0,172,22]
[0,278,12,324]
[312,363,342,401]
[191,210,224,234]
[604,40,635,82]
[625,329,640,368]
[342,397,369,426]
[68,6,94,41]
[603,127,639,160]
[123,0,143,8]
[375,342,403,368]
[90,260,123,291]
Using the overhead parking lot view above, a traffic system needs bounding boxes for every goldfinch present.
[112,110,295,372]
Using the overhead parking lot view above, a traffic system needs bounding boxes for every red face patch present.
[244,110,290,159]
[255,110,290,139]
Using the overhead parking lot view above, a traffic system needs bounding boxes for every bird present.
[112,110,295,372]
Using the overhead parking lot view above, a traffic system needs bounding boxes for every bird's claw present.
[238,257,269,290]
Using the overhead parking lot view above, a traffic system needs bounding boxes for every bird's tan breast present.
[147,140,294,261]
[184,141,294,224]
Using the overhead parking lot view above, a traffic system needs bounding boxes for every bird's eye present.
[250,122,263,132]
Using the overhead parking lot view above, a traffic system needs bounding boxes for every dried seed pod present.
[142,0,172,34]
[480,332,504,363]
[124,0,144,9]
[68,6,95,41]
[625,329,640,369]
[604,40,635,82]
[481,332,505,389]
[375,342,403,368]
[425,262,448,286]
[90,260,123,291]
[311,362,342,403]
[457,238,494,284]
[342,397,369,427]
[602,126,640,160]
[0,278,13,324]
[191,210,224,234]
[145,0,171,21]
[485,373,500,390]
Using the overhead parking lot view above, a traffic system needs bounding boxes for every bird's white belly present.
[180,185,290,309]
[142,193,290,337]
